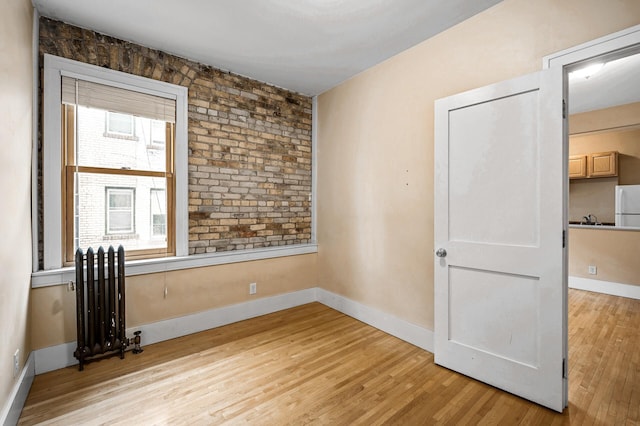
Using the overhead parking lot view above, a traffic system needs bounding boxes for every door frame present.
[542,25,640,71]
[542,23,640,407]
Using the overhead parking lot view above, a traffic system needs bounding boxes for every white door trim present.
[542,24,640,70]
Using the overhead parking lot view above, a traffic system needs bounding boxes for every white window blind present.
[62,76,176,123]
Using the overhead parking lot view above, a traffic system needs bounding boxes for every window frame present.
[43,54,188,270]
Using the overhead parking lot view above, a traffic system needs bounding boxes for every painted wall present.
[570,102,640,134]
[317,0,640,331]
[569,228,640,286]
[31,254,316,349]
[0,0,33,409]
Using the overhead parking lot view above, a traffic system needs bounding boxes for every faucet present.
[582,214,598,225]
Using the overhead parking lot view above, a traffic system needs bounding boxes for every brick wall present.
[39,17,312,263]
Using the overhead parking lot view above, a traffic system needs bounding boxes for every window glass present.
[76,106,166,172]
[66,103,172,259]
[74,173,167,251]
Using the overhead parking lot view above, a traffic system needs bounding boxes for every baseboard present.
[32,286,435,376]
[1,351,35,426]
[134,288,317,347]
[34,341,76,375]
[34,288,318,374]
[316,288,434,353]
[569,276,640,300]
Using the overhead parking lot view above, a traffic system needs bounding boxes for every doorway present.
[565,45,640,299]
[546,22,640,413]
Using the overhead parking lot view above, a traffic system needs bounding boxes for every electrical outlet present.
[13,349,19,378]
[249,282,257,295]
[588,265,597,275]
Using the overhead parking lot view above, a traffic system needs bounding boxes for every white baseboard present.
[34,288,318,374]
[569,276,640,300]
[135,288,317,347]
[316,288,434,353]
[34,341,76,375]
[1,351,35,426]
[32,286,434,377]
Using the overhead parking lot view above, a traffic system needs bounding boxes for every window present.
[106,111,134,137]
[150,188,166,237]
[43,55,188,270]
[106,188,135,234]
[48,60,185,265]
[62,97,174,261]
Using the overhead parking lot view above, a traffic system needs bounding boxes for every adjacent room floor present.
[19,289,640,424]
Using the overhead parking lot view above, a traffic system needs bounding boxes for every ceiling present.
[569,50,640,114]
[33,0,502,95]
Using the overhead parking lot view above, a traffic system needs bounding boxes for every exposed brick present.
[38,17,313,261]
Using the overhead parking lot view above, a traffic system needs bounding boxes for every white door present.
[434,67,567,412]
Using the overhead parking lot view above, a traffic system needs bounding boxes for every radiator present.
[73,245,132,371]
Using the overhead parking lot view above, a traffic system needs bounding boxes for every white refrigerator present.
[615,185,640,227]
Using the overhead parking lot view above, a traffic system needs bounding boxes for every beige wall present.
[569,102,640,134]
[31,254,317,349]
[568,177,617,224]
[0,0,33,409]
[317,0,640,330]
[569,228,640,285]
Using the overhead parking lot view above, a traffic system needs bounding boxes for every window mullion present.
[74,165,166,178]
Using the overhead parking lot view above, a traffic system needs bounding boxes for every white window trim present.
[32,243,318,287]
[42,54,189,270]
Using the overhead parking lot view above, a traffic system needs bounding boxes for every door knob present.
[435,248,447,258]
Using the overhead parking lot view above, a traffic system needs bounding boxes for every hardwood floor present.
[19,289,640,425]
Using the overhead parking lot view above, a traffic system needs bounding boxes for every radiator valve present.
[131,330,143,354]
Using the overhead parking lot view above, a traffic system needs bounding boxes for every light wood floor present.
[19,289,640,425]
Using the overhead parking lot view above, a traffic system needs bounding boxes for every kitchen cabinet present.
[568,155,587,179]
[569,151,617,179]
[588,151,618,177]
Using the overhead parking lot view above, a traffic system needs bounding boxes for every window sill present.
[31,243,318,288]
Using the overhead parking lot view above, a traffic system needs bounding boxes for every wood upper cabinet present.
[588,151,618,177]
[569,151,617,179]
[568,155,587,179]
